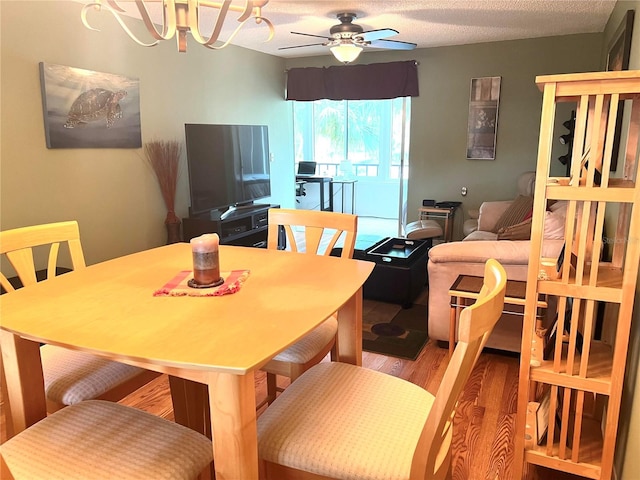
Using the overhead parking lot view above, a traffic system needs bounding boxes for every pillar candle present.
[190,233,221,285]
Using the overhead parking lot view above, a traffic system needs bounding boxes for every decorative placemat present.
[153,270,250,297]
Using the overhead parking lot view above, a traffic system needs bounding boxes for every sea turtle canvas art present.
[64,88,127,129]
[39,63,141,148]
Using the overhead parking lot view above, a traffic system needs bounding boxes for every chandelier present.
[81,0,274,53]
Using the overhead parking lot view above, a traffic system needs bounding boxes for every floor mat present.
[362,302,428,360]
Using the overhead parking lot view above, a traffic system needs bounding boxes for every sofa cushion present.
[429,238,564,266]
[477,201,513,232]
[492,195,534,232]
[463,230,498,241]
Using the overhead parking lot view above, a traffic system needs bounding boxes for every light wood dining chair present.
[0,399,213,479]
[261,208,357,405]
[257,259,507,480]
[0,221,159,420]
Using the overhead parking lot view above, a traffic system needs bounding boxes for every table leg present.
[169,377,211,438]
[336,287,363,366]
[449,297,456,358]
[319,181,326,211]
[0,330,47,436]
[351,183,356,214]
[169,377,216,477]
[208,371,258,480]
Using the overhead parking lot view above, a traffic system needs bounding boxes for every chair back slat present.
[0,273,13,293]
[267,209,357,259]
[46,242,61,282]
[0,221,86,290]
[411,259,506,479]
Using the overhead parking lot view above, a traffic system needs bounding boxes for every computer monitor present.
[297,161,317,176]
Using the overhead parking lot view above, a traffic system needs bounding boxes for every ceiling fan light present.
[330,44,363,64]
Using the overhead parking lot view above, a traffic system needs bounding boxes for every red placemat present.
[154,270,250,297]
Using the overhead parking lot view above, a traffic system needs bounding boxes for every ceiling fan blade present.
[369,38,417,50]
[291,31,332,40]
[279,43,327,50]
[357,28,398,42]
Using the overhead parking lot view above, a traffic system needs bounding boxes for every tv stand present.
[183,203,280,248]
[219,202,256,220]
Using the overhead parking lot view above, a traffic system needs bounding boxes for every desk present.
[448,275,547,358]
[296,175,333,211]
[331,179,357,214]
[0,244,374,479]
[418,205,459,242]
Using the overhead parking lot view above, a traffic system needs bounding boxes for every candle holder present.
[189,233,224,288]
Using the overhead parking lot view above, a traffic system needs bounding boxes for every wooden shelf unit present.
[514,71,640,480]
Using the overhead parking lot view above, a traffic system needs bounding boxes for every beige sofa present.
[427,173,564,352]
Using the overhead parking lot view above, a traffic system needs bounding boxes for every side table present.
[418,203,460,242]
[331,179,357,214]
[448,274,548,358]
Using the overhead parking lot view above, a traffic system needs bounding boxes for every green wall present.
[0,0,293,266]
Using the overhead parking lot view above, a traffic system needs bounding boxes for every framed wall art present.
[606,9,634,171]
[39,62,142,149]
[466,76,501,160]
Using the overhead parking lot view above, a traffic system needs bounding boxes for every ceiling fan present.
[280,12,417,64]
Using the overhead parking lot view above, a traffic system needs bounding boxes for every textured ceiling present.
[78,1,617,58]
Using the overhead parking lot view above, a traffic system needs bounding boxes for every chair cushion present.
[271,316,337,363]
[1,400,213,480]
[41,345,148,405]
[258,362,434,480]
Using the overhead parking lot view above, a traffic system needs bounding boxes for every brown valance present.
[286,60,419,101]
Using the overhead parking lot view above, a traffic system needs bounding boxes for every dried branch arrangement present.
[144,139,182,224]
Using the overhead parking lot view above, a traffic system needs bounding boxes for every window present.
[293,98,411,181]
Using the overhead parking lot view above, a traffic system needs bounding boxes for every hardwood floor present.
[0,291,581,480]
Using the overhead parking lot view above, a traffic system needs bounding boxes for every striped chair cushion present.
[41,345,148,405]
[271,316,337,363]
[258,362,435,480]
[1,400,213,479]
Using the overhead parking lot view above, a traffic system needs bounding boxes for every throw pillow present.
[497,218,532,240]
[544,201,567,239]
[492,195,535,233]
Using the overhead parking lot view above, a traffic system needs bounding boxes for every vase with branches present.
[144,139,182,244]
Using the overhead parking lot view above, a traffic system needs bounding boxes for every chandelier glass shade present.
[81,0,274,53]
[329,43,363,64]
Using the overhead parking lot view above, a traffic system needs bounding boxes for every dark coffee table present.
[333,236,429,307]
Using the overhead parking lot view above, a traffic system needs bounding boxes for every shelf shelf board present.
[530,342,613,395]
[525,415,603,479]
[544,182,636,202]
[538,265,623,303]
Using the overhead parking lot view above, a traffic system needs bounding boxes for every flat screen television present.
[185,123,271,217]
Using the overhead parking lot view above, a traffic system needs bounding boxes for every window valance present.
[286,60,419,101]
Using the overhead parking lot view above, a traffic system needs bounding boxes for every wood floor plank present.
[475,360,510,478]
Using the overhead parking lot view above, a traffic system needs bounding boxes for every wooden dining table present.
[0,243,374,480]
